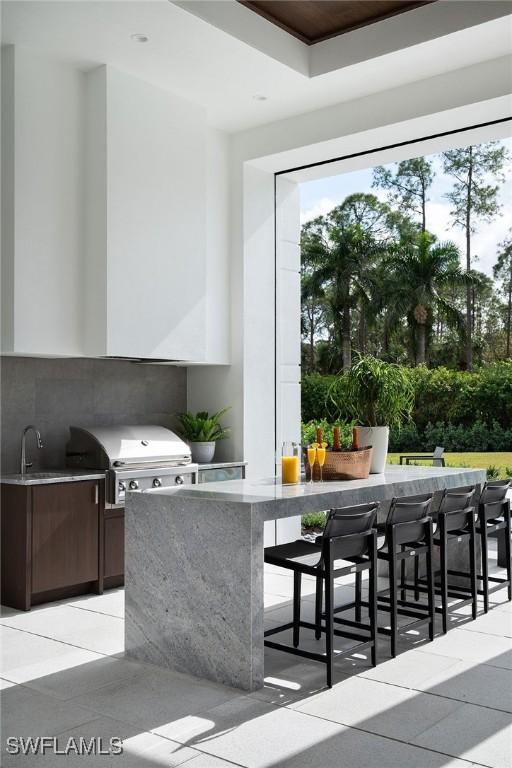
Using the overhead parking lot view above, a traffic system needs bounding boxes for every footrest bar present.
[264,641,326,664]
[264,622,294,637]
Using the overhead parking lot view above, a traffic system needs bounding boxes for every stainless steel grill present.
[66,425,197,504]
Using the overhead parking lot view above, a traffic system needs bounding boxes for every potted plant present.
[175,408,230,464]
[329,356,414,474]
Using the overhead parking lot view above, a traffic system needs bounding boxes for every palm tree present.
[303,221,378,371]
[301,224,327,372]
[384,232,469,365]
[300,194,392,371]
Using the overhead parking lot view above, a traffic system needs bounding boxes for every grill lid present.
[66,425,191,469]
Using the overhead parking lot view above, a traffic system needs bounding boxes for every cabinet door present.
[104,510,125,580]
[198,466,244,483]
[31,482,99,594]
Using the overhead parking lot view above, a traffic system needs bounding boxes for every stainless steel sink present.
[1,471,69,481]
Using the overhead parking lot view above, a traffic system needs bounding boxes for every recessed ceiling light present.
[253,94,268,101]
[131,33,149,43]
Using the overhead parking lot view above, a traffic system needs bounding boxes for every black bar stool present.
[479,480,511,611]
[446,480,511,612]
[264,502,379,688]
[415,486,478,633]
[377,494,435,657]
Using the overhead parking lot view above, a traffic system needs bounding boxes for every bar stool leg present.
[370,533,378,667]
[355,571,362,622]
[439,516,448,634]
[293,571,302,648]
[469,515,478,620]
[414,555,420,601]
[400,545,406,602]
[480,513,489,613]
[389,532,398,658]
[325,552,334,688]
[426,522,435,642]
[505,509,512,601]
[315,573,323,640]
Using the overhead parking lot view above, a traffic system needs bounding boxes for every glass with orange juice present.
[307,444,317,484]
[281,442,299,484]
[316,443,327,483]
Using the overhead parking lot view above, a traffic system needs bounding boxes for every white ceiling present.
[2,1,511,132]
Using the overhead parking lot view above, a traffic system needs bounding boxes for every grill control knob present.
[118,481,126,492]
[153,478,162,488]
[129,480,139,491]
[175,475,185,485]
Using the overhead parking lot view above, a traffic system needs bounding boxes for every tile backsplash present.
[0,357,186,474]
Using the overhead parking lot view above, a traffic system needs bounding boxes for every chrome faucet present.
[20,425,44,474]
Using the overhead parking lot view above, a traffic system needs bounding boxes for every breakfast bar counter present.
[125,465,486,691]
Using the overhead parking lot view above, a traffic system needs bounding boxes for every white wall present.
[84,66,107,356]
[275,177,301,454]
[2,50,231,364]
[1,46,15,352]
[236,56,512,172]
[275,177,301,543]
[205,129,230,364]
[105,67,207,361]
[86,65,230,364]
[1,46,85,356]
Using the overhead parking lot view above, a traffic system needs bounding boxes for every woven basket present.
[304,447,373,482]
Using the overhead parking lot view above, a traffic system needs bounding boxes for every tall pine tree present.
[442,142,509,369]
[372,157,434,232]
[494,230,512,359]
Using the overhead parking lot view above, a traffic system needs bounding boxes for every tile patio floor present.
[1,542,511,768]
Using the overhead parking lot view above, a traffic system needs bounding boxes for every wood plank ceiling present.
[239,1,435,45]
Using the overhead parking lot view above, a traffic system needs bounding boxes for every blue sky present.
[300,138,512,278]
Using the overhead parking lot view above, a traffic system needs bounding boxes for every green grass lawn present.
[388,452,512,479]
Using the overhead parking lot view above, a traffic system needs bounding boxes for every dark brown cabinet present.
[1,480,103,610]
[32,482,101,593]
[1,464,247,609]
[103,508,124,588]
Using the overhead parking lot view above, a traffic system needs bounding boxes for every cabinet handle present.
[94,484,99,505]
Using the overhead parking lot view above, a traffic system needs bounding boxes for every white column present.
[275,176,302,544]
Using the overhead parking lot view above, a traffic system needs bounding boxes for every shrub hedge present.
[388,421,512,452]
[301,362,512,452]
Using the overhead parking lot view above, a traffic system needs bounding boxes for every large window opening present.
[276,121,512,516]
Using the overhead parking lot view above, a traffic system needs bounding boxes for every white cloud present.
[300,197,337,224]
[425,198,511,276]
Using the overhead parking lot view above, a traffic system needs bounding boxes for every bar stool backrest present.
[479,480,511,521]
[386,494,433,546]
[322,502,378,560]
[438,486,476,532]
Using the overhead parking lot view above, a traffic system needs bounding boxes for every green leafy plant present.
[176,408,230,443]
[486,465,500,480]
[301,511,326,531]
[329,355,414,428]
